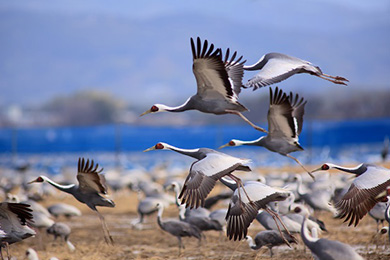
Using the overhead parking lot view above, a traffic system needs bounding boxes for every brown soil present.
[5,166,390,260]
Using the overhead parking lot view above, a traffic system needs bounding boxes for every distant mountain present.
[0,4,389,108]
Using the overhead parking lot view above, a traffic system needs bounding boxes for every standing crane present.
[243,52,348,90]
[140,37,267,133]
[144,142,252,209]
[155,202,202,255]
[245,230,296,257]
[311,163,390,226]
[301,216,364,260]
[28,158,115,244]
[219,87,314,179]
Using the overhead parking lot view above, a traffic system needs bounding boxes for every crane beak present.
[140,109,151,117]
[218,143,230,149]
[143,146,156,152]
[309,167,322,175]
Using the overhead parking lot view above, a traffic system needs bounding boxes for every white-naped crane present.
[48,203,82,219]
[47,222,75,251]
[144,142,252,209]
[301,216,364,260]
[154,202,202,255]
[221,178,294,245]
[368,198,389,232]
[243,52,348,90]
[25,248,39,260]
[245,230,297,257]
[28,158,115,244]
[311,163,390,226]
[0,202,35,259]
[219,87,314,179]
[140,37,267,133]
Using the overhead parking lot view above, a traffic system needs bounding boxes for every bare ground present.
[5,166,390,260]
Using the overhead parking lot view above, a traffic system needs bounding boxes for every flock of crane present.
[1,37,390,259]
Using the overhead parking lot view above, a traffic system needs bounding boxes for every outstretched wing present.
[191,37,243,102]
[335,166,390,226]
[289,91,307,136]
[267,87,295,139]
[223,48,246,98]
[2,202,34,226]
[76,158,108,194]
[179,152,251,209]
[244,53,320,90]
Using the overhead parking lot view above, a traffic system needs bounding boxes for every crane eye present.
[36,176,44,182]
[321,164,330,170]
[155,143,164,149]
[151,105,159,112]
[294,207,301,213]
[229,140,235,146]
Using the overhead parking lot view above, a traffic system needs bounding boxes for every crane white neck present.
[245,235,256,248]
[161,143,201,159]
[327,163,365,175]
[233,137,266,147]
[295,175,306,196]
[155,97,192,113]
[301,218,319,244]
[178,205,186,220]
[157,205,164,219]
[40,176,75,192]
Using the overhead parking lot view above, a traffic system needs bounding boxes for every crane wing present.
[223,48,246,98]
[289,92,307,136]
[0,202,34,226]
[335,166,390,227]
[244,53,320,90]
[76,158,108,194]
[267,87,296,139]
[226,182,290,241]
[179,153,251,209]
[191,37,241,102]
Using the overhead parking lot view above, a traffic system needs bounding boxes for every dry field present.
[5,165,390,260]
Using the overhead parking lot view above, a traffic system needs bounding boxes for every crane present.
[220,178,293,244]
[219,87,314,179]
[244,52,348,90]
[311,163,390,226]
[28,157,115,244]
[140,37,267,133]
[245,230,296,257]
[301,216,363,260]
[0,202,35,259]
[144,142,252,209]
[155,202,202,255]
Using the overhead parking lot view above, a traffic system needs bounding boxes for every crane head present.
[143,142,167,152]
[218,140,238,149]
[310,163,330,175]
[140,104,164,116]
[28,176,45,184]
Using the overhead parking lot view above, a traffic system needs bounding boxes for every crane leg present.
[264,207,293,247]
[177,237,183,255]
[95,210,114,245]
[227,174,253,203]
[321,73,349,82]
[286,154,315,180]
[316,74,348,85]
[225,110,268,133]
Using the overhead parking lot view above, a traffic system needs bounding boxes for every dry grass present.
[5,164,390,259]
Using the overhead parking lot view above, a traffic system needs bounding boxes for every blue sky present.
[0,0,389,107]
